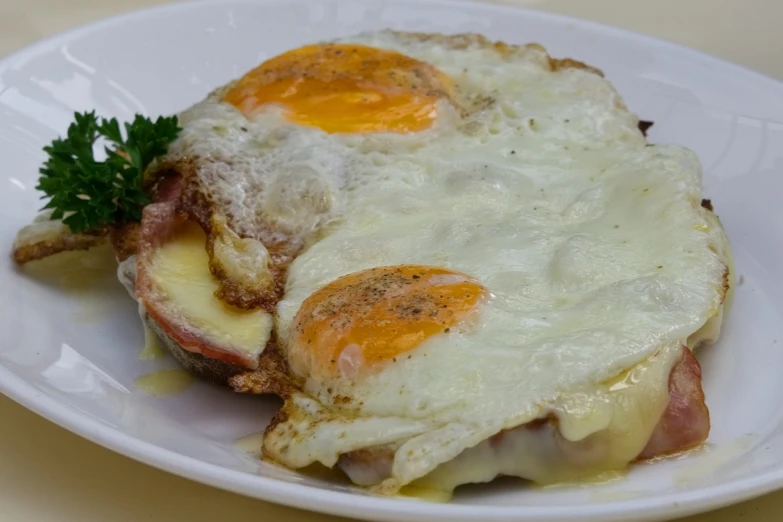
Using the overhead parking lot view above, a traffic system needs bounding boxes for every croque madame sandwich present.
[12,30,733,496]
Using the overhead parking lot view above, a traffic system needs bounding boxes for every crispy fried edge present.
[12,230,105,264]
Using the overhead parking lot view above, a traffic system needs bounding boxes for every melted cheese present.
[409,344,678,490]
[139,321,167,360]
[148,223,273,358]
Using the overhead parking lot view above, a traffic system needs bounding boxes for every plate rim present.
[2,0,783,520]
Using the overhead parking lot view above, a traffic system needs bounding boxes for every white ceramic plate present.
[2,1,783,521]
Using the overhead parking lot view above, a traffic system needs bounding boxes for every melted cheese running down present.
[412,344,678,491]
[148,223,273,359]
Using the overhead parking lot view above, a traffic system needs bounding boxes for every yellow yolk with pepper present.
[222,44,453,133]
[289,265,488,380]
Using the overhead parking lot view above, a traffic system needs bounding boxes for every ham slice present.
[638,346,710,458]
[134,180,260,368]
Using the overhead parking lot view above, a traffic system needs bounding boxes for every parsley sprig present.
[36,111,181,233]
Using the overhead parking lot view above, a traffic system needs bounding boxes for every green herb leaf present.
[36,111,181,233]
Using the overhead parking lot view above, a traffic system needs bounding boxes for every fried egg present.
[147,30,731,494]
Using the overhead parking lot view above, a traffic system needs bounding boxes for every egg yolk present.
[222,44,453,134]
[290,265,488,380]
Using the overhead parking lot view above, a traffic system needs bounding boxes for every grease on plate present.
[234,431,265,458]
[536,470,626,490]
[135,368,194,396]
[21,244,119,323]
[398,485,452,503]
[675,434,757,484]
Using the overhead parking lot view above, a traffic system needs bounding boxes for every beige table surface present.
[1,0,781,520]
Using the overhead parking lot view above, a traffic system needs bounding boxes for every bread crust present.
[145,314,247,384]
